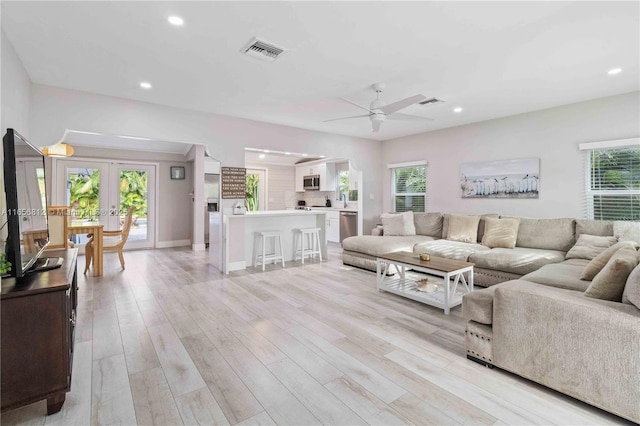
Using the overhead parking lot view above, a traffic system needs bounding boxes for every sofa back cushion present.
[503,216,575,251]
[614,221,640,244]
[442,213,498,242]
[581,240,640,280]
[565,234,618,260]
[413,212,443,237]
[575,219,613,239]
[622,263,640,309]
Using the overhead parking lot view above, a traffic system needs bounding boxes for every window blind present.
[584,146,640,221]
[392,165,427,213]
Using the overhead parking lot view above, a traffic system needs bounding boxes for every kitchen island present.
[222,210,327,273]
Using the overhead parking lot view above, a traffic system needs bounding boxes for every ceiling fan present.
[324,83,433,132]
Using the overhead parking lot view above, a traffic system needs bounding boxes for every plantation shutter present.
[580,139,640,221]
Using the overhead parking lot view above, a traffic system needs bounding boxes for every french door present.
[53,159,156,250]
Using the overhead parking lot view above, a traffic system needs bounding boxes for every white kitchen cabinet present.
[319,162,336,191]
[326,210,340,243]
[295,165,305,192]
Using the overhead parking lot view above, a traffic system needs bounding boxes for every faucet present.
[340,193,348,208]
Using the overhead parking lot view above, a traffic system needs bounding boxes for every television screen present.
[3,129,50,277]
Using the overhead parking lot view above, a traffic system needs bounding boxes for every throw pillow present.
[381,211,416,236]
[614,221,640,243]
[565,234,618,261]
[584,247,639,302]
[481,217,520,249]
[446,214,480,243]
[622,263,640,309]
[580,240,639,281]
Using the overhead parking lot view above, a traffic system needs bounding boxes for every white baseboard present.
[227,261,246,273]
[156,239,191,248]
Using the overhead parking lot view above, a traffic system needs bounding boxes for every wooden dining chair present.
[84,207,135,274]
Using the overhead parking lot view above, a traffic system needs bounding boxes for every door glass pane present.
[119,169,148,242]
[67,167,101,244]
[245,173,259,212]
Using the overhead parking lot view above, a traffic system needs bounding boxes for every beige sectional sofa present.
[342,212,579,287]
[343,212,640,422]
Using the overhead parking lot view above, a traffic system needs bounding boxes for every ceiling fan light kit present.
[325,83,433,132]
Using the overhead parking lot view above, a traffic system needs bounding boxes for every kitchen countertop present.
[226,210,327,218]
[306,206,358,212]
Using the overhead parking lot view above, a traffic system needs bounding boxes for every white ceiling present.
[2,2,638,141]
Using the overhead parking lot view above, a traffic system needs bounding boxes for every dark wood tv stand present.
[1,248,78,415]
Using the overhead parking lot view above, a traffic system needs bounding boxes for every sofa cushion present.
[585,247,639,302]
[575,219,613,239]
[468,247,566,276]
[622,263,640,309]
[503,216,575,252]
[414,212,443,237]
[521,259,591,292]
[442,213,498,242]
[413,239,490,261]
[614,221,640,243]
[481,217,520,249]
[381,211,415,236]
[565,234,618,260]
[580,240,639,281]
[446,214,480,243]
[342,235,437,257]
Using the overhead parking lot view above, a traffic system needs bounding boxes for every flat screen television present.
[3,128,61,278]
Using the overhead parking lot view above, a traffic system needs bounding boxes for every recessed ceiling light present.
[258,154,266,159]
[168,16,184,26]
[139,81,152,89]
[453,107,463,113]
[607,68,622,75]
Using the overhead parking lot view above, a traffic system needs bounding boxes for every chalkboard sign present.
[221,167,246,199]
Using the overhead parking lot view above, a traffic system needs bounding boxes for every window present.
[581,140,640,221]
[390,162,427,212]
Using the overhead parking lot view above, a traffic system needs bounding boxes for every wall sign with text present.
[221,167,246,199]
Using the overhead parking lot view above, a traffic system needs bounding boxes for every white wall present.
[1,31,31,137]
[29,84,383,233]
[381,91,640,219]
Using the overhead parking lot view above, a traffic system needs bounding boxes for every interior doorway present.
[52,159,157,250]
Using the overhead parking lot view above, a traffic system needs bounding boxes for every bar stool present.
[253,231,285,271]
[294,227,323,264]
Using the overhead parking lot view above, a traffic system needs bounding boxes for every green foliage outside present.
[245,174,259,212]
[69,169,147,219]
[0,252,11,275]
[338,170,358,201]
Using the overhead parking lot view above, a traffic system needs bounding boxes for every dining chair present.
[84,207,135,274]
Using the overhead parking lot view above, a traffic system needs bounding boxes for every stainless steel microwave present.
[303,174,320,190]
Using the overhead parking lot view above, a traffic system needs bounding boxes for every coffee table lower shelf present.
[378,277,465,311]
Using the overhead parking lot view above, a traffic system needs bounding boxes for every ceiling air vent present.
[241,37,286,62]
[419,97,445,106]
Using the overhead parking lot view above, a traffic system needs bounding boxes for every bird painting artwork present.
[460,158,540,198]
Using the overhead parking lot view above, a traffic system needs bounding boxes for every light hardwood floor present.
[1,245,632,426]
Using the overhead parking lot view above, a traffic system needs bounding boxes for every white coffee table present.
[376,251,474,314]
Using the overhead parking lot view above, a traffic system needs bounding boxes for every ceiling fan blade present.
[371,120,383,132]
[323,114,370,123]
[339,97,375,113]
[379,94,427,115]
[387,113,434,122]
